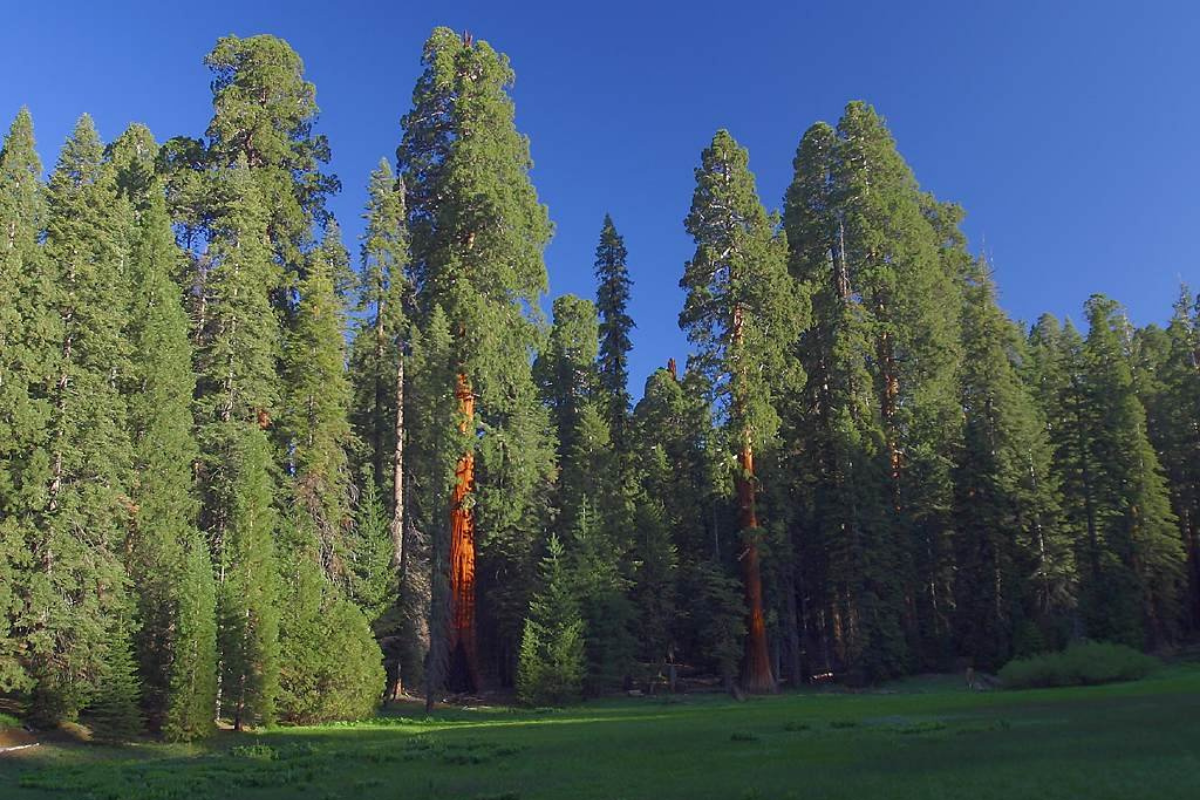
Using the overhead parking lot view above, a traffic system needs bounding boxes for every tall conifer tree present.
[0,108,50,694]
[26,116,135,723]
[680,129,803,692]
[110,125,217,739]
[593,215,634,449]
[397,28,552,691]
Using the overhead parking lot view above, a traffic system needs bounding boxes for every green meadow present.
[3,665,1198,800]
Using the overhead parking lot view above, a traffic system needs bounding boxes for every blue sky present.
[5,1,1198,394]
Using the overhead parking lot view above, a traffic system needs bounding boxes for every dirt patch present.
[0,726,38,750]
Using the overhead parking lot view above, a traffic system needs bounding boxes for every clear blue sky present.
[5,1,1198,394]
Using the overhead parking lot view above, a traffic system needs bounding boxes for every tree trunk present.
[738,444,775,693]
[387,351,406,700]
[448,372,481,692]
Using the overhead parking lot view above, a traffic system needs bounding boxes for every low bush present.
[998,641,1158,689]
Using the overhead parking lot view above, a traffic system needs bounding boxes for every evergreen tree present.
[203,34,338,274]
[952,260,1071,667]
[680,129,803,692]
[280,223,355,581]
[213,424,280,729]
[277,513,384,724]
[109,124,218,738]
[277,221,385,719]
[397,28,553,691]
[27,115,135,724]
[347,158,413,696]
[195,161,283,730]
[783,103,963,680]
[1132,290,1200,632]
[85,615,144,742]
[593,215,634,448]
[517,534,585,706]
[1079,296,1184,646]
[0,108,50,694]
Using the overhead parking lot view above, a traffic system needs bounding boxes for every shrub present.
[998,641,1158,689]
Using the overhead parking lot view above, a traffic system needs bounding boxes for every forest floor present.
[2,665,1199,800]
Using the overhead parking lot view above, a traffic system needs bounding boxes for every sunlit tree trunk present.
[448,372,481,692]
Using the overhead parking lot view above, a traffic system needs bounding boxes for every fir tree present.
[195,160,283,730]
[203,34,338,274]
[110,124,218,738]
[85,615,144,742]
[0,108,50,694]
[27,115,135,724]
[593,215,634,448]
[280,222,355,581]
[517,534,585,706]
[680,129,803,692]
[1132,290,1200,632]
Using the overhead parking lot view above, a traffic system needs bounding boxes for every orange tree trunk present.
[448,372,481,692]
[738,444,775,692]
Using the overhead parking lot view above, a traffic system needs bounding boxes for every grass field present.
[3,666,1199,800]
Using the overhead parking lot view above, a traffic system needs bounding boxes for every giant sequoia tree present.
[680,129,803,692]
[397,28,552,693]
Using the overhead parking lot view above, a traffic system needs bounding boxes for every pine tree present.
[27,115,135,724]
[517,534,585,706]
[109,124,217,738]
[347,159,413,696]
[406,305,460,708]
[593,215,634,449]
[0,108,50,694]
[680,129,803,692]
[277,512,384,724]
[397,28,553,692]
[213,424,280,730]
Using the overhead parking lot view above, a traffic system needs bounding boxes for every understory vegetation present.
[998,642,1160,689]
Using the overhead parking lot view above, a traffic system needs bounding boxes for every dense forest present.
[1,28,1197,740]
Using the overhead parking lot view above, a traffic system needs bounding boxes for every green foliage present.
[998,641,1159,689]
[0,108,46,693]
[25,114,135,725]
[278,523,385,724]
[213,424,281,730]
[85,618,144,743]
[517,535,585,706]
[952,259,1070,669]
[683,561,747,685]
[680,129,803,446]
[593,214,634,446]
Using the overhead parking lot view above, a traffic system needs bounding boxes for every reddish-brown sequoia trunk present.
[448,372,481,692]
[738,442,775,692]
